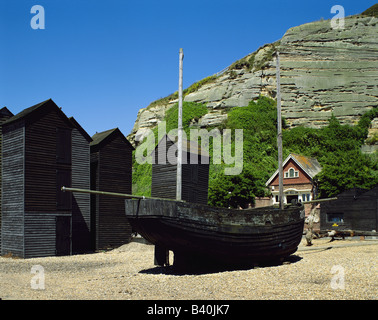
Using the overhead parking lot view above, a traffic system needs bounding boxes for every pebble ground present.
[0,238,377,300]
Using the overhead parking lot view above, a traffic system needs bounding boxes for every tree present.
[315,150,378,198]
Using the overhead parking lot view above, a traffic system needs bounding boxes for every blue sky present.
[0,0,375,137]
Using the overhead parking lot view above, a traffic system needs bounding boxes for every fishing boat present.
[62,50,308,269]
[124,198,305,267]
[125,49,306,268]
[62,185,305,267]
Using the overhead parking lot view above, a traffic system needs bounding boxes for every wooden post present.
[275,51,284,210]
[176,48,184,201]
[61,186,184,202]
[154,244,169,266]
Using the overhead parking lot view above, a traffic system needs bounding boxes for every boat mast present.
[176,48,184,201]
[275,51,284,210]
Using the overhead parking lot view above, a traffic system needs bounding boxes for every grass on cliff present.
[229,41,280,73]
[361,3,378,17]
[147,76,217,109]
[133,96,378,207]
[209,99,377,207]
[132,101,208,197]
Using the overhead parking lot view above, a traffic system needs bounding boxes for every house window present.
[302,194,306,202]
[285,167,299,178]
[327,213,344,223]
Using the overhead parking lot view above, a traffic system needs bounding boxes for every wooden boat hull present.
[125,199,305,267]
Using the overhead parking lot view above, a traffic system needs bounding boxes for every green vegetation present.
[283,107,378,198]
[229,57,252,71]
[366,132,378,145]
[208,96,283,208]
[164,102,208,135]
[361,3,378,17]
[132,160,152,197]
[133,96,378,206]
[147,92,178,109]
[132,101,208,196]
[229,41,280,73]
[147,76,217,109]
[183,76,217,97]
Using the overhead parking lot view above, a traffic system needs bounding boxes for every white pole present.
[275,51,284,210]
[176,48,184,201]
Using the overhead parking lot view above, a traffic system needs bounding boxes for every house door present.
[56,216,71,256]
[286,195,298,204]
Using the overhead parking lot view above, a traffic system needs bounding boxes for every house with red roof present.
[265,153,322,206]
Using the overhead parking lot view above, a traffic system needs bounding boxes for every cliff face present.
[277,14,377,127]
[129,13,378,144]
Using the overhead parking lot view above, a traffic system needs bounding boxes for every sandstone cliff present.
[129,10,377,145]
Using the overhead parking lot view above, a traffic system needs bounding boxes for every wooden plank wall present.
[24,110,73,257]
[90,152,99,250]
[151,137,177,200]
[151,137,209,204]
[71,127,91,253]
[182,161,209,205]
[151,164,177,199]
[320,186,378,232]
[92,134,133,250]
[1,124,25,257]
[25,111,72,213]
[0,111,13,252]
[1,113,69,258]
[24,213,57,258]
[2,104,97,257]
